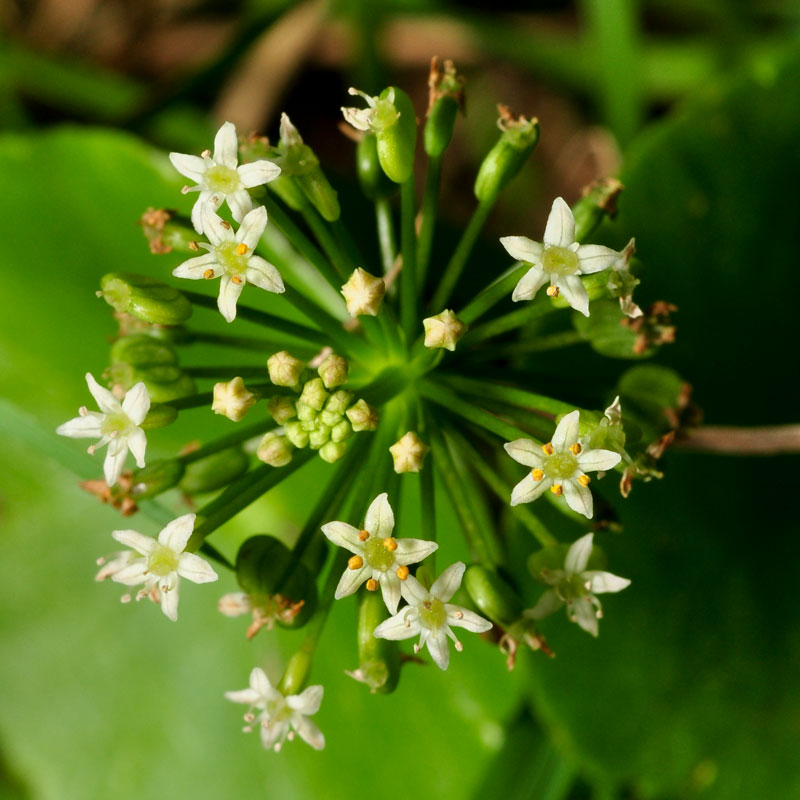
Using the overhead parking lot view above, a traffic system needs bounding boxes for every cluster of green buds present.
[58,59,691,755]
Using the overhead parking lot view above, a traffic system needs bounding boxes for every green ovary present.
[215,241,248,276]
[544,452,578,480]
[101,412,131,437]
[147,546,179,577]
[543,246,579,277]
[419,598,447,630]
[205,165,240,194]
[364,537,395,572]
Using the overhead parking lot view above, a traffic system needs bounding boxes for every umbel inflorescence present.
[59,59,686,753]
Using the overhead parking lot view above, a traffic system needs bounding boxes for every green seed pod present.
[129,459,186,499]
[109,362,195,403]
[376,87,417,184]
[464,565,523,627]
[110,334,178,369]
[319,440,347,463]
[356,134,396,200]
[424,58,465,158]
[140,402,178,430]
[571,178,625,242]
[100,273,192,326]
[351,590,401,694]
[474,107,540,202]
[268,175,305,211]
[296,167,341,222]
[179,447,249,494]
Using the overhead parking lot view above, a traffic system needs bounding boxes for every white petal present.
[552,410,580,451]
[393,538,438,566]
[158,513,196,553]
[576,243,620,274]
[430,562,465,603]
[103,439,128,486]
[246,256,284,294]
[445,605,492,633]
[510,473,551,506]
[168,152,206,182]
[525,589,563,619]
[227,189,253,223]
[499,236,544,264]
[224,688,261,705]
[379,573,402,615]
[236,205,268,249]
[425,630,450,670]
[56,413,103,438]
[571,597,598,637]
[504,439,545,468]
[121,382,150,424]
[202,203,232,246]
[213,121,239,168]
[112,529,156,555]
[512,265,548,302]
[293,715,325,750]
[563,479,594,519]
[373,609,420,640]
[320,521,363,554]
[341,107,372,131]
[577,448,622,472]
[177,552,218,584]
[238,160,281,188]
[250,667,275,698]
[287,684,323,715]
[217,276,244,323]
[172,253,219,280]
[126,427,147,468]
[584,570,631,594]
[555,275,589,317]
[543,197,576,247]
[160,578,180,621]
[565,533,594,574]
[86,372,120,414]
[399,574,429,606]
[110,561,149,586]
[364,492,394,539]
[334,565,370,599]
[191,192,221,235]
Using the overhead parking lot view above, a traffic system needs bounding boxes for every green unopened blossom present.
[212,377,256,421]
[389,431,429,473]
[318,354,349,388]
[299,378,328,411]
[346,400,379,432]
[341,268,386,317]
[257,432,293,467]
[267,396,296,424]
[267,351,305,388]
[423,309,467,351]
[526,533,630,637]
[501,197,621,316]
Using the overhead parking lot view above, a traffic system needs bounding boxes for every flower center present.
[215,241,249,277]
[544,451,578,480]
[419,597,447,630]
[101,411,132,437]
[147,545,179,577]
[363,537,395,572]
[204,164,240,194]
[543,245,579,277]
[266,698,292,723]
[371,99,401,132]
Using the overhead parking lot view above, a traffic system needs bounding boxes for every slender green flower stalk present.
[60,68,683,754]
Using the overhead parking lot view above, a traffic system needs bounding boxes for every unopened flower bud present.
[325,389,354,415]
[267,351,305,388]
[389,431,430,473]
[99,273,192,326]
[330,419,353,443]
[295,401,316,423]
[308,424,332,450]
[284,420,310,449]
[212,377,256,422]
[257,432,294,467]
[341,268,385,317]
[346,399,379,432]
[423,309,467,351]
[267,395,296,424]
[318,353,349,388]
[319,440,348,464]
[299,377,328,411]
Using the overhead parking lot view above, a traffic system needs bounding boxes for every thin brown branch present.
[675,425,800,455]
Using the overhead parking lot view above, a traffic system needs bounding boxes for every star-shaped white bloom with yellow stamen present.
[373,562,492,670]
[225,668,325,752]
[321,493,438,614]
[526,533,630,637]
[57,373,149,487]
[500,197,621,316]
[504,410,621,519]
[173,204,284,323]
[108,513,218,621]
[169,121,281,234]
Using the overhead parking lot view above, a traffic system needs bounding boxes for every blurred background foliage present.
[1,1,799,798]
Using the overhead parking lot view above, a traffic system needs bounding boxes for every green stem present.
[429,191,498,312]
[461,303,553,346]
[419,403,437,571]
[185,366,268,379]
[436,374,573,417]
[331,217,365,270]
[186,330,317,358]
[400,176,418,342]
[479,330,585,359]
[177,420,273,465]
[375,197,397,275]
[300,202,353,279]
[458,263,527,325]
[417,153,442,285]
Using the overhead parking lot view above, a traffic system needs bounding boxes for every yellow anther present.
[366,578,378,592]
[570,443,582,455]
[236,243,248,256]
[231,275,243,285]
[221,220,232,230]
[347,555,364,570]
[189,241,200,251]
[396,565,410,581]
[550,484,563,496]
[203,268,215,279]
[546,285,559,298]
[578,475,591,487]
[542,443,554,456]
[358,529,370,541]
[531,468,544,481]
[382,537,398,552]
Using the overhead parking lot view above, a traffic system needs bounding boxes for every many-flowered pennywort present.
[501,196,621,316]
[321,493,437,613]
[374,562,492,670]
[169,121,281,234]
[172,204,284,322]
[505,410,621,518]
[107,513,218,621]
[526,533,630,637]
[225,668,325,752]
[57,373,149,486]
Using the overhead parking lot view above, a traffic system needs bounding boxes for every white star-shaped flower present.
[504,409,621,519]
[108,513,218,621]
[169,121,281,234]
[321,493,437,614]
[57,373,150,487]
[500,197,621,316]
[341,87,400,133]
[526,533,630,637]
[225,668,325,752]
[173,204,284,323]
[373,562,492,670]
